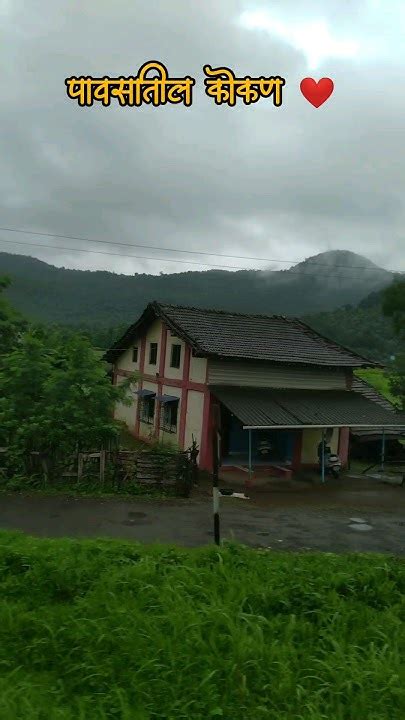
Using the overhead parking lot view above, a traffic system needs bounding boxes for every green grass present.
[356,368,399,406]
[0,533,404,719]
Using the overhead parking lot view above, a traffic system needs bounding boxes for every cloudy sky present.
[1,0,404,276]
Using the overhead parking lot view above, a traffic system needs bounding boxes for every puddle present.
[348,523,373,532]
[349,517,366,523]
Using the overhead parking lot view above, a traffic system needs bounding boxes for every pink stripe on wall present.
[134,336,146,436]
[154,325,168,438]
[179,345,191,448]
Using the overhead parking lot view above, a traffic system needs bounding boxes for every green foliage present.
[0,250,394,326]
[383,279,405,335]
[1,252,400,362]
[0,533,404,718]
[389,354,405,411]
[355,369,399,406]
[381,280,405,407]
[0,275,27,359]
[305,302,401,362]
[0,328,136,479]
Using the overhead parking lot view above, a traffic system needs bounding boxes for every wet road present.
[0,488,404,554]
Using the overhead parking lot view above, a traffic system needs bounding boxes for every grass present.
[0,533,404,719]
[356,368,399,406]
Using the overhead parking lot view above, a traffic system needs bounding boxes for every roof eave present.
[203,352,382,369]
[104,301,206,363]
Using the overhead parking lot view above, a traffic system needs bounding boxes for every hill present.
[0,249,394,326]
[304,287,401,362]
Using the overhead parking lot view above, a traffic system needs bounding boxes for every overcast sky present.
[1,0,404,276]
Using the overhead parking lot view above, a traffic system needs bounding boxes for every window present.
[149,342,158,365]
[139,396,155,425]
[132,346,138,363]
[162,400,179,433]
[170,344,181,369]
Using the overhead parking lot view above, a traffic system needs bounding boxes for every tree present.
[389,355,405,411]
[382,280,405,409]
[0,328,135,480]
[0,276,27,359]
[382,279,405,334]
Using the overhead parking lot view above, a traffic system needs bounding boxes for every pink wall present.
[338,428,350,467]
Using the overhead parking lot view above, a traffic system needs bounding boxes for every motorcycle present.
[258,438,272,459]
[318,443,342,479]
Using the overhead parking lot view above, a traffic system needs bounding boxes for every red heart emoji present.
[300,77,334,107]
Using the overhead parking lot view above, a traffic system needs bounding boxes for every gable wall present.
[208,359,347,389]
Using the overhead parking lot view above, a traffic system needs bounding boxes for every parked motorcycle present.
[258,438,272,458]
[318,441,342,479]
[321,453,342,479]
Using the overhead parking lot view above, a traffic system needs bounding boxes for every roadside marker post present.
[212,405,220,545]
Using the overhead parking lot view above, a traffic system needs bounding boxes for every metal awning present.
[351,428,405,440]
[134,389,155,398]
[155,394,179,404]
[211,386,405,430]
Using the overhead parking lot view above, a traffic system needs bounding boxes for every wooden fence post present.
[100,450,106,486]
[77,453,83,481]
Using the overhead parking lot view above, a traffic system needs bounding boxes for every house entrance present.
[220,406,295,467]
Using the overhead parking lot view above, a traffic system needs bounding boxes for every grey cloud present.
[0,0,404,276]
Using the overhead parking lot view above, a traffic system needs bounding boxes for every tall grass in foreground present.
[0,532,404,719]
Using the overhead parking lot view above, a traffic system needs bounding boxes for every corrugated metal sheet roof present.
[351,429,405,439]
[211,386,405,429]
[105,302,380,368]
[352,376,397,411]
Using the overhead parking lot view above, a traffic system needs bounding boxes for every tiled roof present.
[212,386,405,429]
[158,304,380,367]
[352,376,397,411]
[105,302,380,368]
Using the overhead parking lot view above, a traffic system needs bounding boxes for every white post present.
[248,429,253,488]
[321,429,326,484]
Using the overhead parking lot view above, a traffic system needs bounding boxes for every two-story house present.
[105,302,404,477]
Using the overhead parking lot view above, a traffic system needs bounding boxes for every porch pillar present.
[248,429,253,489]
[321,428,326,484]
[381,428,386,472]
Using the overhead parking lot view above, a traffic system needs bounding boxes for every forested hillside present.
[305,290,401,362]
[1,249,402,361]
[0,249,394,325]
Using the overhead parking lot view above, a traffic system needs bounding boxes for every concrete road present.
[0,489,404,554]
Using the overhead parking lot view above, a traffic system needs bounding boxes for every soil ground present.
[0,474,404,554]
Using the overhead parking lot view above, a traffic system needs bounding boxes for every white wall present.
[116,346,139,373]
[114,376,137,429]
[184,390,204,453]
[301,428,339,464]
[144,319,162,376]
[164,331,186,380]
[190,355,207,383]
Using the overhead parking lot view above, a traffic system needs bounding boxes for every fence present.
[0,445,199,498]
[113,449,197,497]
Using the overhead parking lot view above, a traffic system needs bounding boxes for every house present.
[105,302,404,480]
